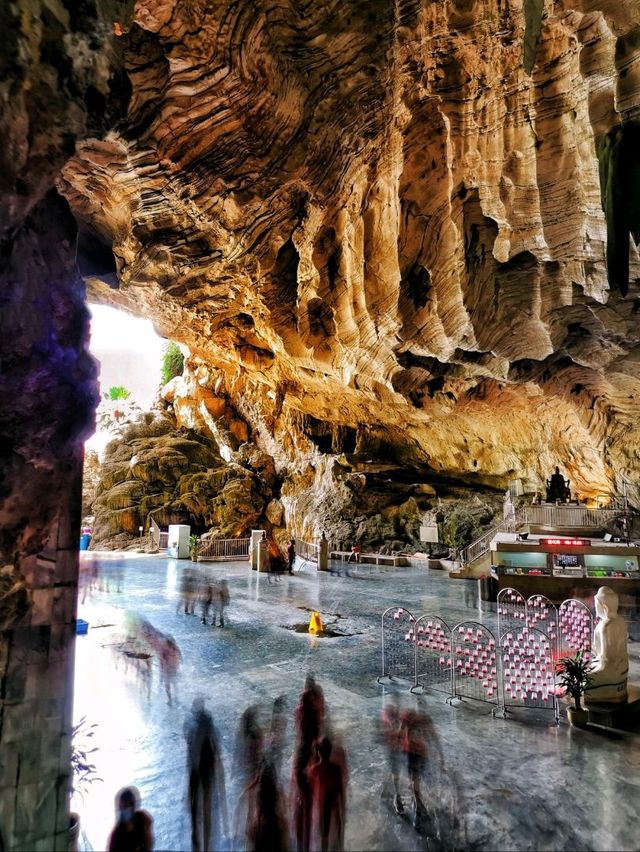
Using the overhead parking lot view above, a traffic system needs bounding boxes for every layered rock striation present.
[154,355,502,550]
[60,1,640,505]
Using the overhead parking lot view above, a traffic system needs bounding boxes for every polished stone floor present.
[73,554,640,851]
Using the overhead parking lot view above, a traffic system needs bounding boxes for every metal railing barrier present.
[295,537,319,564]
[197,537,250,561]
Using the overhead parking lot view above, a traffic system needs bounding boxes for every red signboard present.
[540,537,590,547]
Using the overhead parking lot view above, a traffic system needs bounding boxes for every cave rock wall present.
[60,1,640,504]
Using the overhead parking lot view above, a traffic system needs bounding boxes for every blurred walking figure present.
[212,579,230,627]
[462,581,476,609]
[233,705,264,845]
[81,555,102,602]
[108,786,154,852]
[200,577,216,625]
[295,675,325,748]
[379,694,404,815]
[291,675,326,852]
[246,760,289,852]
[291,744,312,852]
[113,562,124,594]
[266,695,288,780]
[159,635,181,706]
[267,551,281,584]
[179,566,198,615]
[287,540,296,575]
[184,698,228,852]
[399,706,443,831]
[308,736,346,852]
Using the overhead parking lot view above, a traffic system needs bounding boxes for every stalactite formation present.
[57,0,640,503]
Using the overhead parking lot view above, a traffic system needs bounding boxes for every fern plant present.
[556,651,593,711]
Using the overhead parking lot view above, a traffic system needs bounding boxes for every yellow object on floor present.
[309,610,323,634]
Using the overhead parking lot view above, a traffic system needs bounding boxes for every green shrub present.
[440,509,478,550]
[556,651,593,711]
[107,385,131,401]
[161,341,184,385]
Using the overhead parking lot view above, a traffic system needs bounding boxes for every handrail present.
[595,494,627,510]
[295,538,319,563]
[197,537,250,561]
[461,495,632,567]
[460,509,526,566]
[149,518,169,550]
[523,503,625,528]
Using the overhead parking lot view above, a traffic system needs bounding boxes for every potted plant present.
[556,651,593,728]
[189,534,200,561]
[69,716,102,851]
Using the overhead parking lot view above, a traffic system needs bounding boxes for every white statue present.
[584,586,629,704]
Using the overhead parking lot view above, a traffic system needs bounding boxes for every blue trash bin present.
[76,619,89,635]
[79,533,91,551]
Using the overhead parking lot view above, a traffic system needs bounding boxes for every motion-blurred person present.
[267,551,280,584]
[200,577,216,625]
[267,695,288,780]
[179,566,198,615]
[307,737,346,852]
[184,698,228,852]
[113,561,124,594]
[291,742,313,852]
[79,555,92,604]
[295,676,325,749]
[400,705,443,831]
[291,676,326,852]
[287,539,296,574]
[234,706,264,783]
[463,581,476,609]
[81,555,102,602]
[379,694,404,814]
[108,786,154,852]
[233,705,264,845]
[212,579,230,627]
[159,635,181,706]
[245,760,289,852]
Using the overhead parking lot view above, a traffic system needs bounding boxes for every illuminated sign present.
[541,538,590,547]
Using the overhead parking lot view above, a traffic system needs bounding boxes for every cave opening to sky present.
[85,304,165,456]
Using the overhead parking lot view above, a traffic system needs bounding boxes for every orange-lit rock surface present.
[60,0,640,505]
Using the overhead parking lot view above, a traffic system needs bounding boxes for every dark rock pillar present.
[0,192,97,850]
[0,1,128,845]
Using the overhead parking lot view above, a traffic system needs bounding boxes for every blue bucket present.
[76,619,89,635]
[79,533,91,551]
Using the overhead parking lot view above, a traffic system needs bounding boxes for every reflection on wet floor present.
[74,554,640,852]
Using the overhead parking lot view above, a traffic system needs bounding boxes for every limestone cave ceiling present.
[59,0,640,500]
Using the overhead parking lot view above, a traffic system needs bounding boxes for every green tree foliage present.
[161,341,184,385]
[107,385,131,400]
[440,509,479,550]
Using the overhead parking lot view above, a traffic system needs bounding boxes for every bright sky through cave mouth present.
[86,304,165,455]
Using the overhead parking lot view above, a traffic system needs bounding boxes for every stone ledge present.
[586,685,640,730]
